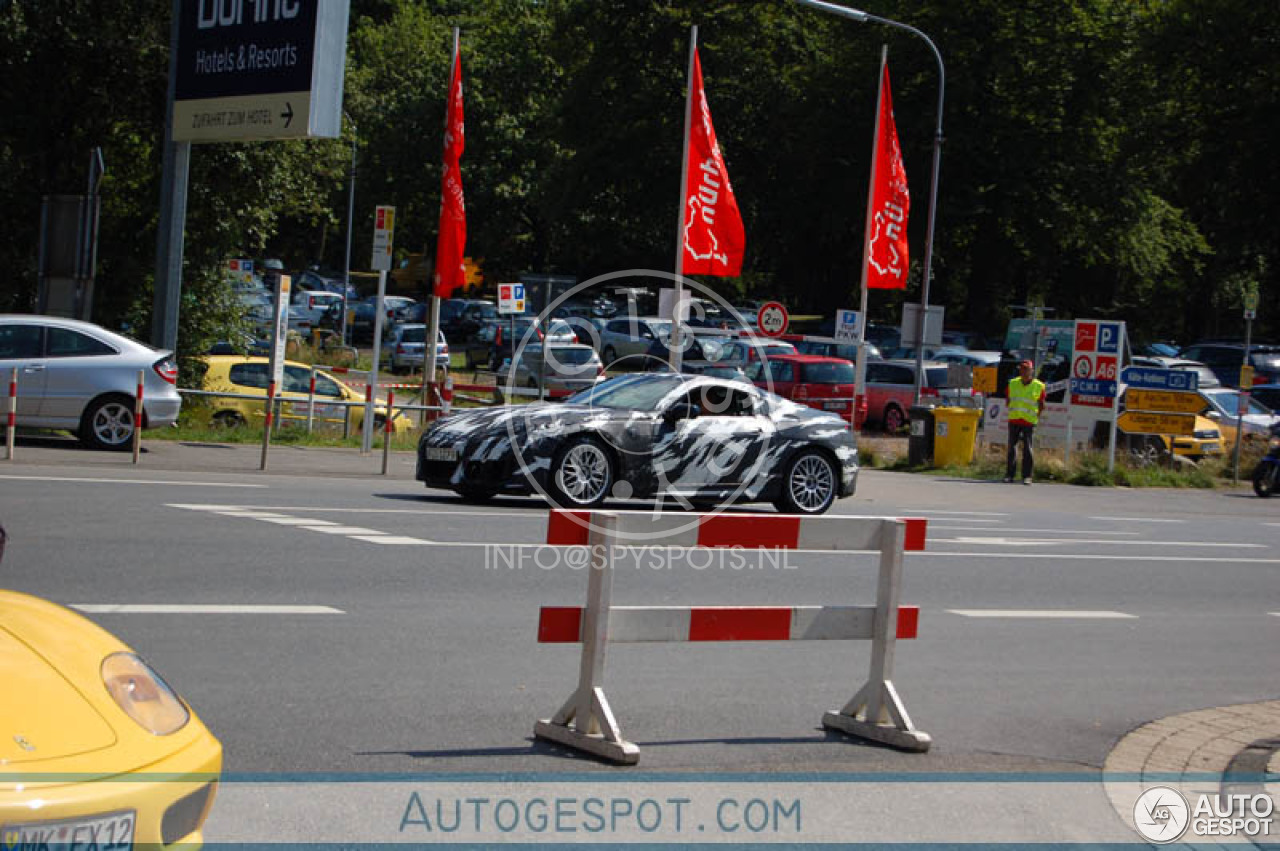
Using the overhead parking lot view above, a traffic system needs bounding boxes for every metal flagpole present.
[669,25,698,372]
[854,47,888,436]
[425,27,459,416]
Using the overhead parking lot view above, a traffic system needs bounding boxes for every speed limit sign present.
[757,302,789,338]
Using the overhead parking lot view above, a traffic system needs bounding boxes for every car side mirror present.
[664,402,697,423]
[1205,410,1221,420]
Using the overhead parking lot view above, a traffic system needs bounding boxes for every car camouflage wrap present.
[417,374,857,511]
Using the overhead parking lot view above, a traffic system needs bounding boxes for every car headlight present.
[101,652,190,735]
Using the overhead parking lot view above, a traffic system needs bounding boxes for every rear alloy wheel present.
[882,405,906,433]
[211,410,246,429]
[80,394,137,451]
[1128,436,1168,468]
[774,450,837,515]
[549,436,614,508]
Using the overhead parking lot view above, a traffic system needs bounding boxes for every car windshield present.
[801,362,855,383]
[399,326,426,343]
[1203,389,1273,416]
[565,374,682,409]
[924,366,950,388]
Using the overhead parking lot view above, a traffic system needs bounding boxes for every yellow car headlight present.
[101,652,190,735]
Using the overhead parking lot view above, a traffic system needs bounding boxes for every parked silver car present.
[597,316,673,364]
[499,342,604,394]
[0,315,182,450]
[383,323,449,374]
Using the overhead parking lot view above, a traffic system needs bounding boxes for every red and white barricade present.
[534,510,930,764]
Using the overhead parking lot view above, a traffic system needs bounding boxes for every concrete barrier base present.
[823,711,933,753]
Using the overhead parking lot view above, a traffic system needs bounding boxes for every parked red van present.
[749,354,865,428]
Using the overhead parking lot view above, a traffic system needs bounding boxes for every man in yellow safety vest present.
[1005,359,1046,484]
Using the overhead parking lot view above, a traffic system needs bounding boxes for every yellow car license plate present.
[3,809,135,850]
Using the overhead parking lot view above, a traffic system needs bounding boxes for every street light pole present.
[341,114,357,346]
[790,0,945,403]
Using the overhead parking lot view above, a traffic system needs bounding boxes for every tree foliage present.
[0,0,1275,353]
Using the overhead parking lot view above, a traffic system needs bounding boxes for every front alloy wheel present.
[774,450,837,515]
[550,437,613,507]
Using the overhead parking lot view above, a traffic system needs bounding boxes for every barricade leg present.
[823,519,932,752]
[534,513,639,764]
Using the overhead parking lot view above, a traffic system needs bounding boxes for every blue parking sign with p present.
[1098,322,1121,353]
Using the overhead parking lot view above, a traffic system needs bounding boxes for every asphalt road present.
[3,447,1278,842]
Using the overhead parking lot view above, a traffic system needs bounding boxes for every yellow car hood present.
[0,625,117,765]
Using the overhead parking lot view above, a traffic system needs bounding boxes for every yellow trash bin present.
[932,407,982,467]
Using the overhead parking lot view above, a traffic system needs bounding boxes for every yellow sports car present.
[0,528,222,848]
[198,355,413,434]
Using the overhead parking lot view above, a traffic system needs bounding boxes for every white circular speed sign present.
[757,302,789,338]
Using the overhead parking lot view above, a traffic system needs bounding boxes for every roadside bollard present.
[306,367,317,434]
[381,390,394,475]
[260,379,277,471]
[132,369,144,464]
[5,367,16,461]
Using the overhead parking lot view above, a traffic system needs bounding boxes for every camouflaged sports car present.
[417,373,858,514]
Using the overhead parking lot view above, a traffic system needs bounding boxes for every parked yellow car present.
[198,355,412,433]
[0,528,222,847]
[1122,413,1224,464]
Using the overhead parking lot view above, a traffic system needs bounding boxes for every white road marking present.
[255,517,339,526]
[346,535,433,545]
[939,537,1262,548]
[948,609,1137,619]
[931,527,1137,536]
[165,504,1273,563]
[352,541,1280,563]
[1270,612,1280,617]
[903,509,1009,517]
[299,525,388,535]
[1089,516,1185,523]
[911,553,1280,563]
[72,604,343,614]
[3,476,266,488]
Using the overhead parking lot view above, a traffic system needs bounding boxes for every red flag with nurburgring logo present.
[866,62,910,290]
[433,49,466,298]
[681,49,745,277]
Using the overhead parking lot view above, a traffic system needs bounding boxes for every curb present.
[1103,700,1280,843]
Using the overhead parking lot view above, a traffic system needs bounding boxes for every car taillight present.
[597,365,605,376]
[442,345,449,355]
[397,345,407,354]
[921,387,939,397]
[153,357,178,385]
[794,386,809,402]
[572,334,580,344]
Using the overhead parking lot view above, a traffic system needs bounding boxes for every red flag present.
[866,62,910,289]
[433,50,466,298]
[681,49,745,276]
